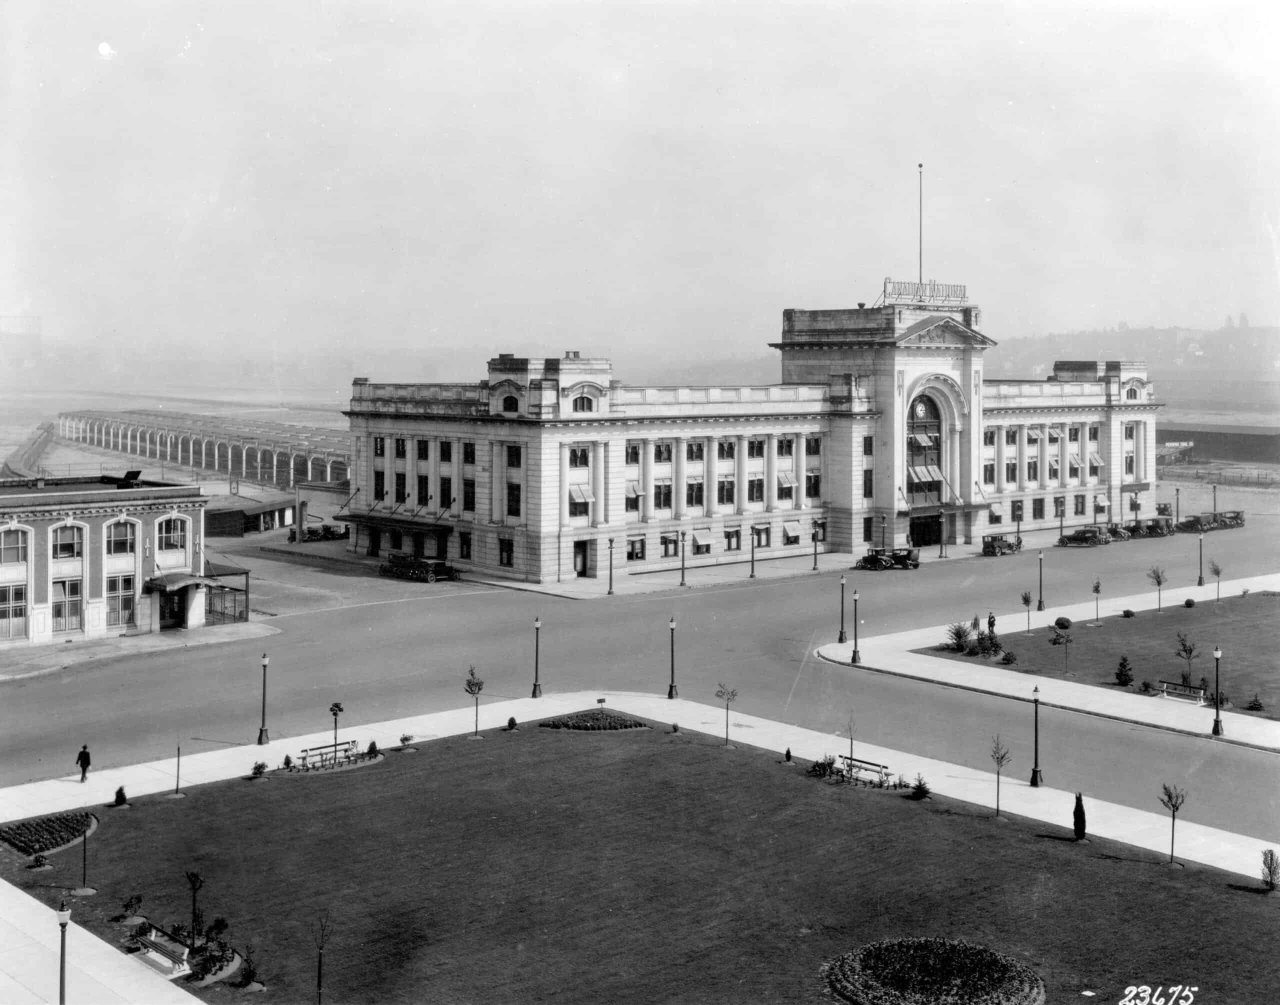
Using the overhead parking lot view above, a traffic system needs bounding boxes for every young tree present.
[1021,591,1033,634]
[1073,792,1087,841]
[1209,559,1222,601]
[313,908,332,1005]
[464,666,485,737]
[990,735,1012,818]
[1091,578,1102,625]
[715,682,739,747]
[329,702,343,754]
[1159,783,1187,863]
[1263,849,1280,893]
[1174,632,1200,686]
[1114,655,1134,687]
[1147,567,1167,610]
[1050,630,1073,671]
[185,871,204,951]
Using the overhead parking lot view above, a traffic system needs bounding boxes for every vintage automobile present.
[377,553,461,583]
[1218,510,1245,528]
[1057,526,1111,547]
[1105,523,1132,541]
[981,533,1022,556]
[853,547,920,571]
[1144,517,1176,537]
[1178,513,1219,533]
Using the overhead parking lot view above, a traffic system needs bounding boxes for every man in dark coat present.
[76,745,91,782]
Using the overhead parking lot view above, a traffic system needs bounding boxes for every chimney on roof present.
[857,302,865,309]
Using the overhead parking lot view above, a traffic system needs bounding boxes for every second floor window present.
[507,445,521,468]
[653,481,672,509]
[718,441,735,460]
[687,442,704,461]
[507,483,521,517]
[463,479,476,511]
[686,480,704,507]
[747,439,765,458]
[625,442,641,465]
[777,438,794,457]
[569,447,590,468]
[106,522,136,555]
[982,462,996,485]
[52,526,83,560]
[463,442,476,465]
[654,442,672,464]
[374,471,385,500]
[0,529,27,564]
[394,438,406,458]
[158,519,186,551]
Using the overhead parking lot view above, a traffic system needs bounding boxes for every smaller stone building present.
[0,474,210,648]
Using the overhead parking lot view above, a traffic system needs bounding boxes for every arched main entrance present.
[906,394,945,547]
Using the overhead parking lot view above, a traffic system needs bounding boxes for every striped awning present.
[1069,454,1081,468]
[777,471,798,488]
[569,484,595,503]
[1094,495,1110,508]
[691,529,713,548]
[988,503,1004,517]
[1089,452,1105,466]
[783,521,804,538]
[625,481,640,498]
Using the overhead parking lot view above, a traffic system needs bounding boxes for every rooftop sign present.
[883,277,967,305]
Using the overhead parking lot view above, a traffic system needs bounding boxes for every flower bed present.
[0,811,94,857]
[826,937,1044,1005]
[538,709,650,731]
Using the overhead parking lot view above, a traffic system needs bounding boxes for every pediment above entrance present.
[896,316,996,349]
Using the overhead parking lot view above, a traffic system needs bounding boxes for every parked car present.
[1144,517,1176,536]
[1106,523,1132,541]
[377,553,461,583]
[1125,521,1148,538]
[1057,527,1111,547]
[889,547,921,569]
[981,533,1022,556]
[854,546,921,570]
[1218,510,1245,528]
[1178,513,1218,533]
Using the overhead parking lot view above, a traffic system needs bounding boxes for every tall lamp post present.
[1175,486,1180,525]
[607,538,614,595]
[1197,533,1205,586]
[679,530,687,587]
[667,616,678,699]
[812,528,819,571]
[1212,483,1217,515]
[1212,646,1224,737]
[257,653,270,745]
[851,589,861,665]
[1030,685,1044,787]
[838,574,847,643]
[880,514,886,549]
[57,900,70,1005]
[749,529,756,578]
[1037,550,1045,611]
[938,508,946,559]
[531,617,542,698]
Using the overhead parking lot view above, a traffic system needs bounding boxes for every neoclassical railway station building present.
[344,278,1159,583]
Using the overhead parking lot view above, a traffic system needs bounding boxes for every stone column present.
[674,437,686,519]
[706,434,718,514]
[642,438,654,522]
[765,434,777,511]
[591,441,604,527]
[1015,426,1026,490]
[560,443,571,527]
[995,425,1007,492]
[792,435,804,510]
[736,435,748,515]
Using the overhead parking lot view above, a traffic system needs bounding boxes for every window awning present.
[988,503,1005,517]
[1069,454,1081,467]
[925,465,944,482]
[627,533,646,541]
[1089,452,1105,466]
[625,481,640,498]
[783,521,803,538]
[910,433,935,448]
[691,529,713,548]
[776,471,798,488]
[569,485,595,503]
[1094,495,1110,508]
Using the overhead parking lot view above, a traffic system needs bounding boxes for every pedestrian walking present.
[76,745,91,782]
[987,611,996,635]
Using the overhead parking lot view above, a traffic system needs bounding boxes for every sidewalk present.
[2,689,1275,1004]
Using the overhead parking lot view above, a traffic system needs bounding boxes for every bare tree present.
[313,908,332,1005]
[464,666,484,737]
[1159,783,1187,864]
[715,682,738,746]
[990,735,1012,818]
[1021,591,1033,634]
[1091,578,1102,625]
[1209,559,1222,601]
[1174,632,1200,687]
[1147,567,1167,610]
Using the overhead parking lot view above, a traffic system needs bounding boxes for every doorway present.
[573,540,589,577]
[158,591,185,630]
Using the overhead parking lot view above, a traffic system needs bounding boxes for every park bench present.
[1158,680,1206,704]
[298,739,359,770]
[838,755,892,785]
[134,926,191,980]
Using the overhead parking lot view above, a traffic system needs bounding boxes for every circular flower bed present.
[538,709,649,731]
[0,811,94,857]
[826,938,1044,1005]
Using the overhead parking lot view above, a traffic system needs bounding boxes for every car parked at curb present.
[1057,527,1111,547]
[981,533,1022,556]
[854,547,921,570]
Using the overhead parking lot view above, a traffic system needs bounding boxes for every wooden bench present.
[1158,680,1206,704]
[838,755,892,785]
[298,739,359,770]
[135,927,191,980]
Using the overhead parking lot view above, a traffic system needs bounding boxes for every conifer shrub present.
[1114,656,1134,687]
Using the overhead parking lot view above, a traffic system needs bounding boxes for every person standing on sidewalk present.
[76,745,91,782]
[987,611,996,635]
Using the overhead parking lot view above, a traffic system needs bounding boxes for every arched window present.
[906,395,943,502]
[502,395,519,412]
[0,528,28,564]
[1126,387,1139,400]
[572,395,594,413]
[158,517,188,552]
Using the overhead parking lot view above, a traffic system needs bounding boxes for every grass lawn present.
[924,592,1280,717]
[3,722,1278,1004]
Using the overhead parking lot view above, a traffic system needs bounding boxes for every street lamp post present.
[838,575,847,644]
[812,528,819,571]
[679,530,687,587]
[1212,646,1224,737]
[1030,686,1044,787]
[1037,550,1045,611]
[257,653,270,745]
[880,514,886,549]
[329,702,342,757]
[1197,533,1205,586]
[1175,486,1180,525]
[57,900,70,1005]
[531,617,542,698]
[1058,505,1064,541]
[851,589,861,665]
[607,538,614,596]
[749,529,756,578]
[667,617,678,699]
[1212,483,1217,515]
[938,508,946,559]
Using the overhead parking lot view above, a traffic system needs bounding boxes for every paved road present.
[5,508,1279,843]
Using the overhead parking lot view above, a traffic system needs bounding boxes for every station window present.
[417,439,429,461]
[498,538,514,567]
[459,532,472,560]
[440,442,453,463]
[374,437,385,457]
[753,526,771,548]
[661,534,680,558]
[569,447,590,468]
[439,476,452,508]
[1125,454,1135,476]
[394,438,406,459]
[627,537,646,561]
[52,579,82,633]
[724,529,741,552]
[502,395,519,413]
[813,521,827,542]
[52,526,83,560]
[653,481,673,510]
[506,483,521,518]
[1032,498,1045,520]
[718,441,736,460]
[569,495,589,518]
[686,480,704,507]
[1049,459,1060,481]
[374,471,385,501]
[389,530,403,551]
[1006,429,1018,446]
[863,516,874,542]
[805,472,821,498]
[747,439,765,459]
[654,442,673,463]
[686,442,704,461]
[692,535,711,556]
[983,429,996,447]
[717,479,735,505]
[506,445,520,468]
[1069,427,1080,443]
[0,529,27,564]
[806,436,821,456]
[572,395,594,413]
[395,472,407,503]
[1026,460,1039,482]
[1124,424,1135,441]
[1005,461,1018,483]
[1010,500,1024,522]
[417,475,430,506]
[1075,494,1087,516]
[625,441,641,465]
[158,519,186,552]
[0,584,25,639]
[863,469,874,498]
[1088,426,1099,442]
[777,438,794,457]
[463,442,476,465]
[747,477,764,503]
[863,436,874,456]
[982,462,996,485]
[463,479,476,511]
[106,522,135,556]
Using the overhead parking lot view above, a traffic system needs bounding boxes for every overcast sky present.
[3,1,1278,381]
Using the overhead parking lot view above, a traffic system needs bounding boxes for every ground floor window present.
[1032,498,1045,520]
[661,534,680,558]
[691,533,711,556]
[813,521,826,542]
[863,516,873,542]
[459,532,472,560]
[52,578,82,633]
[1010,500,1024,522]
[724,529,741,552]
[1054,496,1066,518]
[782,527,800,546]
[989,508,1002,524]
[1075,494,1087,516]
[627,537,645,561]
[0,584,26,639]
[753,526,770,549]
[498,538,514,567]
[106,575,135,627]
[389,530,403,551]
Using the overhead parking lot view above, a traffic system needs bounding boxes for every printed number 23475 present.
[1121,987,1196,1005]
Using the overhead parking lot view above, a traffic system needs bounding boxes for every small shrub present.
[170,922,191,946]
[672,723,680,733]
[123,894,143,917]
[1242,587,1251,597]
[965,642,981,657]
[31,853,48,868]
[1247,693,1265,712]
[130,921,151,941]
[1263,849,1280,893]
[987,631,1003,657]
[507,716,518,731]
[947,622,973,652]
[808,754,838,779]
[1123,609,1135,618]
[206,917,229,941]
[366,740,378,757]
[1114,656,1134,687]
[910,774,931,800]
[282,754,293,770]
[251,761,267,778]
[1000,650,1017,666]
[113,786,128,806]
[1184,597,1195,608]
[400,733,414,745]
[240,942,259,986]
[1054,616,1072,630]
[785,747,792,762]
[1140,680,1153,693]
[1073,792,1087,840]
